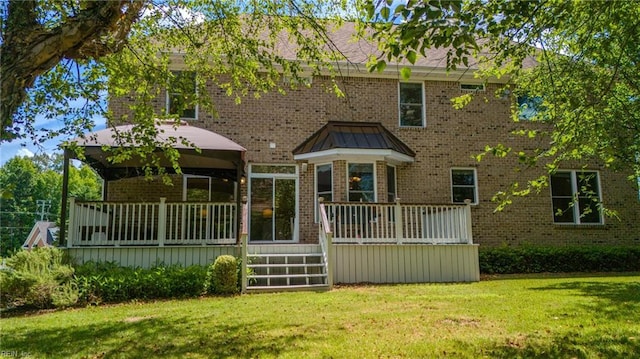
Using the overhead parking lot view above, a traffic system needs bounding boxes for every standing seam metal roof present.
[292,121,416,157]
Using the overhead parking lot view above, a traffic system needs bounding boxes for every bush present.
[480,245,640,274]
[0,248,78,309]
[208,255,238,295]
[75,262,207,304]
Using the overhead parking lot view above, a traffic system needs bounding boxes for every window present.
[451,168,478,204]
[460,83,485,92]
[399,82,425,127]
[517,95,543,120]
[167,71,197,119]
[550,170,602,224]
[184,175,210,201]
[183,175,236,202]
[348,163,375,202]
[315,163,332,221]
[387,165,397,202]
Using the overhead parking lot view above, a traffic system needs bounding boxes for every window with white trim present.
[167,71,197,119]
[183,175,210,201]
[315,163,332,221]
[451,168,478,204]
[460,83,485,92]
[348,163,375,202]
[387,165,397,202]
[399,82,425,127]
[550,170,602,224]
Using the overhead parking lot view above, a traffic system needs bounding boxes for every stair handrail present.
[318,197,333,289]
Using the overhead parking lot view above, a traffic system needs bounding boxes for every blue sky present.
[1,106,107,166]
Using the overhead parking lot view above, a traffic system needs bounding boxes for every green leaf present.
[400,67,412,80]
[380,6,390,20]
[406,51,417,64]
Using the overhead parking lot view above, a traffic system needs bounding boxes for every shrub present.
[75,262,207,304]
[0,248,78,309]
[480,245,640,274]
[208,255,238,295]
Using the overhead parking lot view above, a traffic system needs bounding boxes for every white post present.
[464,199,473,244]
[326,231,334,289]
[241,198,248,294]
[67,197,76,248]
[395,198,403,244]
[158,197,166,246]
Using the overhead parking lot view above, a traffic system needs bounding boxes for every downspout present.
[59,149,70,246]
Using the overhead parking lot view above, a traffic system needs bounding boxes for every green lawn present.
[2,273,639,358]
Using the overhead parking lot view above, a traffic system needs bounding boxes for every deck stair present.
[246,244,329,292]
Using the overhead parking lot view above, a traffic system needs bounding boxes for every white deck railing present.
[323,200,473,244]
[67,198,237,247]
[318,199,334,288]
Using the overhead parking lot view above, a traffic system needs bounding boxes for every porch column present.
[59,149,70,246]
[235,161,243,245]
[67,197,75,248]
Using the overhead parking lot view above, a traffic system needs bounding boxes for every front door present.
[248,165,298,242]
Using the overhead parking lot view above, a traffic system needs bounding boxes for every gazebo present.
[59,122,246,247]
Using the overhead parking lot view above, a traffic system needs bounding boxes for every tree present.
[1,0,351,166]
[0,154,102,255]
[364,0,640,207]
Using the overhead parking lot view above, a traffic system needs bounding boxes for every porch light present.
[262,208,273,218]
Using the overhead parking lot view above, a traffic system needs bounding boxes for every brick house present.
[63,23,640,290]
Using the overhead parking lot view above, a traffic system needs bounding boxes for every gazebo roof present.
[72,122,246,180]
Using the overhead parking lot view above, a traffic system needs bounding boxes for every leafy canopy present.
[0,154,102,256]
[364,0,640,207]
[1,0,352,168]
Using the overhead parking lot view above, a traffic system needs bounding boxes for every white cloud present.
[142,5,205,27]
[16,148,35,158]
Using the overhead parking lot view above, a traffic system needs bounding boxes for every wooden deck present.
[66,201,479,285]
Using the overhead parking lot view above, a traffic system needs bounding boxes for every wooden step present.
[247,253,323,258]
[248,273,327,279]
[246,284,329,292]
[248,263,325,268]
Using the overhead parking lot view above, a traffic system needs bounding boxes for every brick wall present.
[108,75,640,247]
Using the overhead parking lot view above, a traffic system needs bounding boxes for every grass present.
[1,273,639,358]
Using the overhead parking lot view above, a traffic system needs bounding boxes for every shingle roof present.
[272,21,538,71]
[292,121,415,157]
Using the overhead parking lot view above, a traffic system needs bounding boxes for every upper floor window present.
[399,82,425,127]
[517,95,543,121]
[550,170,602,224]
[348,163,375,202]
[451,168,478,204]
[460,83,485,92]
[167,71,197,120]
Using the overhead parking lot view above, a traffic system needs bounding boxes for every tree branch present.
[0,0,146,141]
